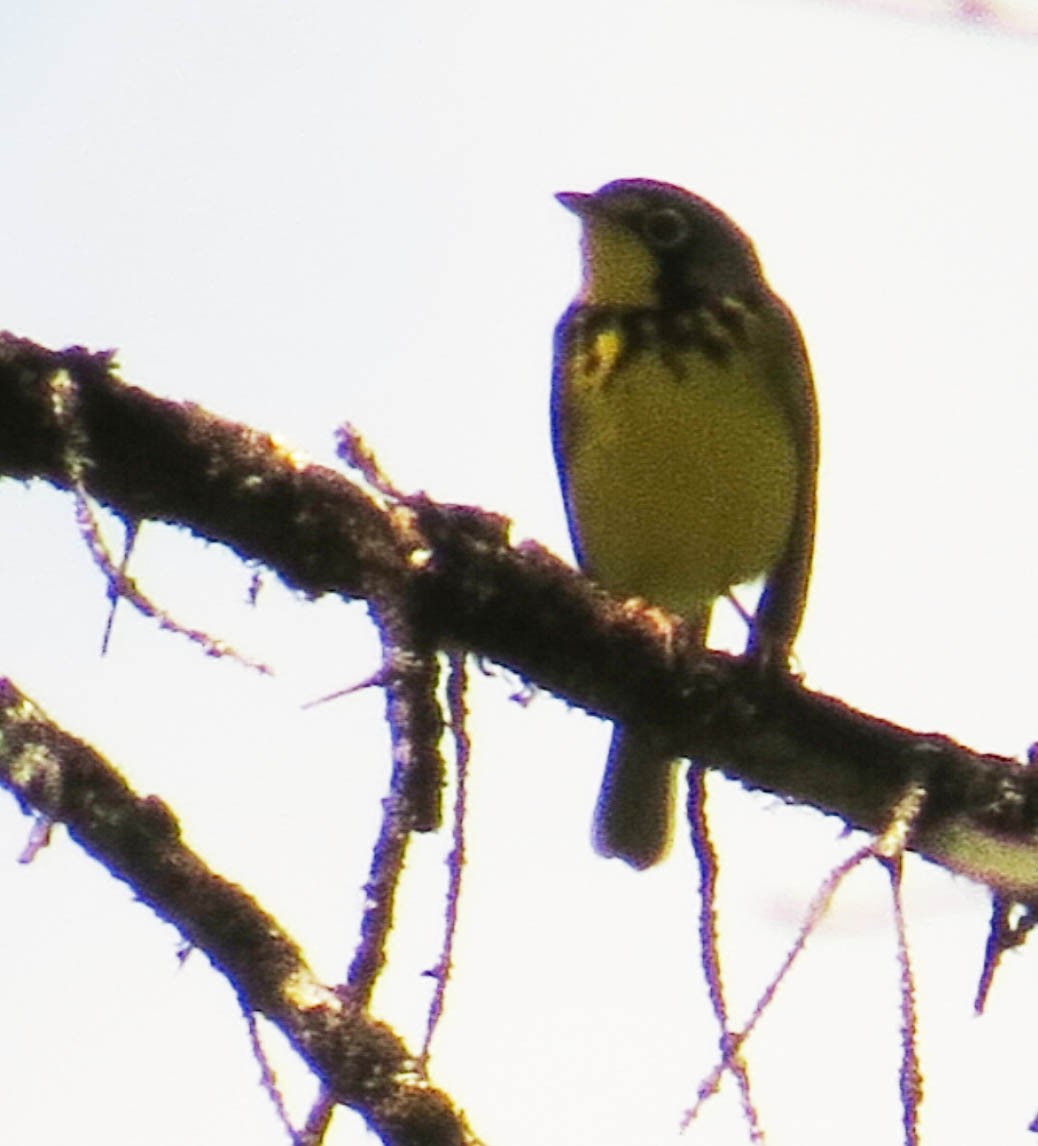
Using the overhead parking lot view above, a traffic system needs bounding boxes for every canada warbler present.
[552,178,818,868]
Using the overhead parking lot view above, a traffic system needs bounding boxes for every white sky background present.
[2,1,1038,1143]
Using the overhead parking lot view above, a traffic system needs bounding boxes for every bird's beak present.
[556,191,593,217]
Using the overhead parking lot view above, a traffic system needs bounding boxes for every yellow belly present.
[564,335,798,618]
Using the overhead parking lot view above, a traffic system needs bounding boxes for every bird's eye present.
[641,208,687,248]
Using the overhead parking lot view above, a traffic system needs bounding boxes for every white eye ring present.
[641,207,687,248]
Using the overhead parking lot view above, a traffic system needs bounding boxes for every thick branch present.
[0,679,473,1146]
[0,334,406,601]
[3,334,1038,896]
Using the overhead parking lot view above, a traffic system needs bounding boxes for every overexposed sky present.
[3,2,1038,1144]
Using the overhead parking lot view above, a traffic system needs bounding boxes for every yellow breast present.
[561,318,798,619]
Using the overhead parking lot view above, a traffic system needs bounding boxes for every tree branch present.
[3,332,1037,898]
[0,678,474,1146]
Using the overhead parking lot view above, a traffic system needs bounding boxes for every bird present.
[551,178,818,869]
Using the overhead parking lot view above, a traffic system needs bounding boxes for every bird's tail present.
[592,726,680,870]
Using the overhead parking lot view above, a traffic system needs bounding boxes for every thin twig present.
[686,770,762,1141]
[301,599,445,1140]
[242,1004,302,1144]
[873,781,928,1146]
[49,369,272,674]
[882,856,922,1146]
[683,843,873,1129]
[99,517,139,654]
[420,653,471,1071]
